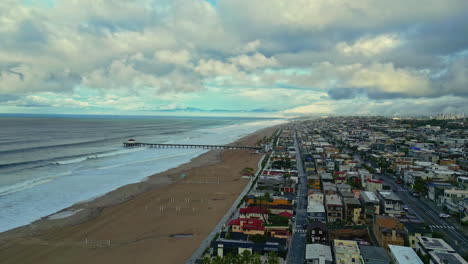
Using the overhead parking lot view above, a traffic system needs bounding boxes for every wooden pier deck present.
[123,142,262,150]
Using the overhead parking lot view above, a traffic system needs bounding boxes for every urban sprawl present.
[199,116,468,264]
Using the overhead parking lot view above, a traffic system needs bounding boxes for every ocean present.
[0,115,286,232]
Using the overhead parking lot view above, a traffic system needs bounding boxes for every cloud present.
[1,0,467,116]
[229,53,278,70]
[154,49,192,67]
[336,34,402,56]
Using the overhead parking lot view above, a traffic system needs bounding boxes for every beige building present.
[333,239,364,264]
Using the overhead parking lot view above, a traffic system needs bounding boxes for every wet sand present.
[0,125,280,264]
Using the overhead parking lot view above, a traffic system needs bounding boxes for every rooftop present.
[417,236,455,252]
[305,244,333,262]
[376,215,402,229]
[325,194,343,206]
[388,245,423,264]
[378,191,402,201]
[429,251,468,264]
[360,191,379,203]
[359,245,390,263]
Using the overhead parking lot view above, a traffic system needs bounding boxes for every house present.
[305,244,333,264]
[365,178,383,192]
[403,222,432,249]
[343,197,362,224]
[373,215,405,249]
[228,218,265,235]
[325,194,343,223]
[308,189,324,204]
[388,245,423,264]
[337,183,352,195]
[308,220,329,244]
[269,204,294,215]
[308,175,321,189]
[322,182,337,195]
[239,206,268,221]
[415,236,468,264]
[377,191,403,216]
[307,201,326,223]
[333,239,364,264]
[211,236,287,257]
[427,182,455,204]
[360,191,380,219]
[359,245,390,264]
[442,189,468,213]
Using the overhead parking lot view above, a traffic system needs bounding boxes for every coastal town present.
[197,116,468,264]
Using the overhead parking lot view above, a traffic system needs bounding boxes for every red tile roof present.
[366,178,383,183]
[228,218,265,230]
[278,211,293,218]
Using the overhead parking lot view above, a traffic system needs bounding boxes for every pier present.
[123,142,262,151]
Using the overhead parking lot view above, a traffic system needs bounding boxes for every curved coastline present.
[0,124,283,264]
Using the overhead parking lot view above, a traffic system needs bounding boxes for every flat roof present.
[305,244,333,261]
[325,194,343,206]
[388,245,423,264]
[417,236,454,252]
[379,191,402,201]
[361,191,379,203]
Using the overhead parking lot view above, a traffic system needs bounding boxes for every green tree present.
[413,177,427,193]
[267,252,280,264]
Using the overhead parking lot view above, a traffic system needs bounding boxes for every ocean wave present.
[0,171,71,196]
[0,136,127,155]
[54,148,145,165]
[95,149,202,170]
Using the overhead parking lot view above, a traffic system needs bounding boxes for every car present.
[395,180,403,184]
[412,192,421,197]
[403,206,409,211]
[439,213,450,218]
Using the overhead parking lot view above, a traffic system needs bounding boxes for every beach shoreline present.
[0,124,282,264]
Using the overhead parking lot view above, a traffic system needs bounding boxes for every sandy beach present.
[0,125,281,264]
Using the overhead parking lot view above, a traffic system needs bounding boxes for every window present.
[312,230,315,234]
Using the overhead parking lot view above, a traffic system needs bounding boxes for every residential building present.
[359,245,390,264]
[228,218,265,235]
[442,189,468,213]
[343,197,362,224]
[307,201,326,223]
[333,239,364,264]
[373,215,405,249]
[308,189,324,204]
[305,244,333,264]
[428,251,468,264]
[415,236,468,263]
[403,222,432,249]
[360,191,380,219]
[377,191,403,216]
[239,206,268,221]
[308,220,329,244]
[388,245,423,264]
[325,194,343,223]
[427,182,455,204]
[365,178,383,192]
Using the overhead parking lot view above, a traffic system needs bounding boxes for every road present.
[286,129,308,264]
[380,176,468,256]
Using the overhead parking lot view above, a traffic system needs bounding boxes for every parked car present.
[439,213,450,218]
[395,180,403,184]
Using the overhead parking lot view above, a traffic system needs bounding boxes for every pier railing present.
[123,142,262,151]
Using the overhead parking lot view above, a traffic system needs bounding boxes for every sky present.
[0,0,467,117]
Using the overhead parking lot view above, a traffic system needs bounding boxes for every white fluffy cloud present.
[336,34,403,56]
